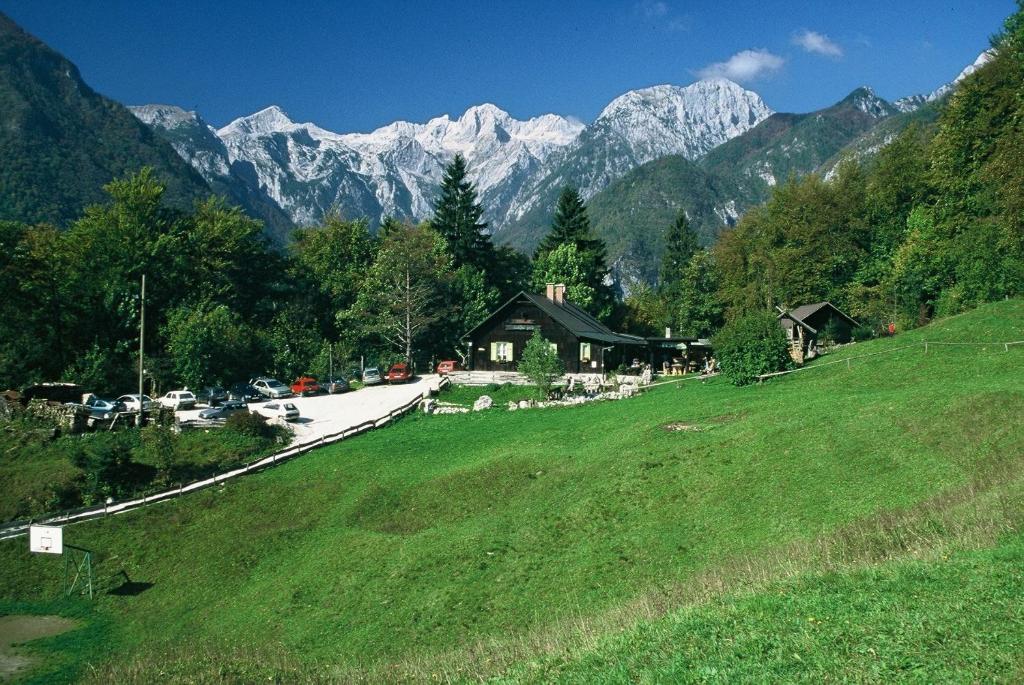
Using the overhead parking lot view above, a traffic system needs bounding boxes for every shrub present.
[713,311,790,385]
[225,411,275,440]
[852,324,876,341]
[517,330,564,399]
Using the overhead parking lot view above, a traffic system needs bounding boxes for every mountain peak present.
[129,104,201,128]
[839,86,894,118]
[218,105,295,138]
[461,102,508,120]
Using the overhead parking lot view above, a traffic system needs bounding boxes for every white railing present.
[0,376,451,541]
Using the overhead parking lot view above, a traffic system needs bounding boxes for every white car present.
[115,394,156,412]
[251,377,293,399]
[158,390,197,410]
[253,402,300,422]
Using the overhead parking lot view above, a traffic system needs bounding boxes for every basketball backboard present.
[29,525,63,554]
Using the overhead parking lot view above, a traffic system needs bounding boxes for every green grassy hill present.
[1,300,1022,682]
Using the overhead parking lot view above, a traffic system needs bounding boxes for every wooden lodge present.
[777,301,859,363]
[462,284,647,374]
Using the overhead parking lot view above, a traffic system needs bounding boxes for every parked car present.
[228,382,261,402]
[197,399,249,420]
[69,395,119,420]
[158,390,197,411]
[253,401,300,422]
[251,377,292,399]
[385,362,413,384]
[115,394,155,412]
[436,360,462,375]
[195,386,228,406]
[362,367,382,385]
[291,375,321,396]
[323,376,350,394]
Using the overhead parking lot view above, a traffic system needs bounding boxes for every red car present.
[290,375,321,396]
[385,362,413,384]
[435,360,462,375]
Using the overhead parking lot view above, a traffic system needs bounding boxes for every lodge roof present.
[462,290,646,346]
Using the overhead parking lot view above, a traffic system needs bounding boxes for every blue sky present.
[2,1,1014,131]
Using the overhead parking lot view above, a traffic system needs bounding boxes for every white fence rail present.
[0,376,451,541]
[757,339,1024,382]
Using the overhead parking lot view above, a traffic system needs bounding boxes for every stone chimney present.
[553,283,565,304]
[546,283,555,301]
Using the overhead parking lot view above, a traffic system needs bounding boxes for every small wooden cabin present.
[463,284,647,374]
[777,301,859,363]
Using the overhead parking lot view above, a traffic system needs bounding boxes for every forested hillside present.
[713,11,1024,328]
[626,7,1024,338]
[587,87,911,284]
[0,12,211,226]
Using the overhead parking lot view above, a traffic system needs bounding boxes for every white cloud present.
[636,0,669,18]
[792,30,843,58]
[666,16,690,32]
[697,49,785,83]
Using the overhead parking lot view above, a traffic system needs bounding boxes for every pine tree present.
[534,187,615,319]
[536,187,597,258]
[659,211,699,288]
[432,154,493,273]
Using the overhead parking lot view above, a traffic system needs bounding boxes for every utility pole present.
[138,274,145,427]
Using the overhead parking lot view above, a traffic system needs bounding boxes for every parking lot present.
[176,375,442,444]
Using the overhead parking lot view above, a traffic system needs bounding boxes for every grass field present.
[0,300,1022,682]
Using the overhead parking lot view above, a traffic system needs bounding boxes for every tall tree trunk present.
[405,268,412,362]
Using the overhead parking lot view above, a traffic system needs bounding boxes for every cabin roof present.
[777,301,859,332]
[462,290,646,346]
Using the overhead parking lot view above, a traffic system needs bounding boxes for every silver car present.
[251,377,292,399]
[362,367,382,385]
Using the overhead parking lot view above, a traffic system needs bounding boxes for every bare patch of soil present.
[662,423,702,432]
[0,615,77,682]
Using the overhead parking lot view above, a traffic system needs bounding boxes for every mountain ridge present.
[134,78,771,236]
[0,11,212,226]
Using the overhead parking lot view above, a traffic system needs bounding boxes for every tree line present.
[0,153,617,394]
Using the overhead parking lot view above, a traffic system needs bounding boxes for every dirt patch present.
[662,423,702,432]
[0,615,77,682]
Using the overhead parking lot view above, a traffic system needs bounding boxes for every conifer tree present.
[432,154,493,273]
[659,211,699,288]
[534,186,615,320]
[536,187,598,258]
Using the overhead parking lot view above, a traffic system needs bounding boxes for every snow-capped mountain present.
[131,104,231,178]
[593,79,773,167]
[135,101,583,228]
[495,79,772,246]
[894,50,996,112]
[132,78,769,236]
[129,104,296,243]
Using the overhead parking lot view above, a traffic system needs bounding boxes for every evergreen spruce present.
[534,187,615,319]
[536,187,599,258]
[659,211,699,288]
[432,154,493,273]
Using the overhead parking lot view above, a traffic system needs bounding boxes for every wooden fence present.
[0,376,450,541]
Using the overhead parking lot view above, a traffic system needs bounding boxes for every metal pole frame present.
[63,544,94,600]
